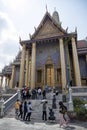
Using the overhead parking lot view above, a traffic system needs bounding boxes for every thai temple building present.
[0,10,87,90]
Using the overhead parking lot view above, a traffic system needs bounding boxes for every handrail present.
[4,93,18,113]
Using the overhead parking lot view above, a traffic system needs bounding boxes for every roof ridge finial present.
[46,4,48,12]
[75,27,77,33]
[29,33,32,39]
[19,36,21,42]
[66,27,68,33]
[54,7,56,11]
[19,45,21,51]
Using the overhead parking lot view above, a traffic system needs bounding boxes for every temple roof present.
[31,11,67,40]
[13,51,21,65]
[20,10,76,46]
[1,64,12,76]
[77,40,87,48]
[0,51,21,76]
[77,40,87,55]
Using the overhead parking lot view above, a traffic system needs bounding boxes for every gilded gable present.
[34,19,64,39]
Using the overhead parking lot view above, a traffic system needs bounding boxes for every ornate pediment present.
[34,19,64,39]
[31,12,66,40]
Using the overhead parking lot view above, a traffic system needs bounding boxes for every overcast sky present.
[0,0,87,71]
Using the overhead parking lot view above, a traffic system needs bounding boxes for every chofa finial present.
[75,27,77,33]
[66,27,68,33]
[54,7,56,11]
[46,4,48,12]
[34,26,36,31]
[29,33,32,39]
[19,36,21,42]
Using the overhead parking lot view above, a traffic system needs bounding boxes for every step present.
[5,93,63,121]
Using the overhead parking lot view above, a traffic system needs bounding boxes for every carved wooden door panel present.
[46,65,54,87]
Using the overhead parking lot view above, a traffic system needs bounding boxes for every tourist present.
[23,88,27,100]
[26,101,32,121]
[37,87,42,99]
[23,101,27,120]
[18,101,23,119]
[15,99,20,117]
[52,94,57,109]
[59,101,68,128]
[28,88,32,99]
[48,108,55,121]
[42,89,46,99]
[32,88,37,99]
[42,101,47,121]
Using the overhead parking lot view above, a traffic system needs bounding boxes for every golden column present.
[1,76,3,87]
[5,77,7,86]
[25,49,29,87]
[31,43,36,89]
[71,37,81,86]
[59,38,66,89]
[0,76,2,87]
[65,42,72,82]
[6,77,9,86]
[10,65,15,88]
[8,77,10,87]
[28,61,31,87]
[0,77,1,86]
[19,44,26,87]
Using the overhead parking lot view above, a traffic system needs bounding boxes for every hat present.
[41,99,48,103]
[28,101,31,104]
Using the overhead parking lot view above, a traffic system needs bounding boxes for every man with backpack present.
[59,101,69,127]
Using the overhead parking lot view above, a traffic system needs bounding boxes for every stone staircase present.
[5,92,62,121]
[31,100,59,121]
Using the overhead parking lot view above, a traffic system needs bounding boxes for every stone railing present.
[71,86,87,93]
[4,92,18,113]
[71,86,87,100]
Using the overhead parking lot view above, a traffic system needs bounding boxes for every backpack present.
[62,105,67,114]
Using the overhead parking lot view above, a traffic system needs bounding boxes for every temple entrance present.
[45,64,54,87]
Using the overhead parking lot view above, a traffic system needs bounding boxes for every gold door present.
[45,64,54,87]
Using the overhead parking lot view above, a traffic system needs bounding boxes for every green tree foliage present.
[73,98,87,120]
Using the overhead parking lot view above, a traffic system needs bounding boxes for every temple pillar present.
[65,42,72,84]
[42,69,45,90]
[28,61,31,87]
[0,77,1,87]
[0,76,2,87]
[5,77,7,86]
[10,65,15,88]
[59,38,66,89]
[19,44,26,88]
[6,77,9,86]
[44,66,46,86]
[7,77,9,86]
[53,65,55,87]
[25,49,29,87]
[1,76,3,87]
[31,43,36,89]
[2,76,5,89]
[8,77,10,87]
[71,37,81,86]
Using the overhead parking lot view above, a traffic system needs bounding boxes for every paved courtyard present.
[0,117,87,130]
